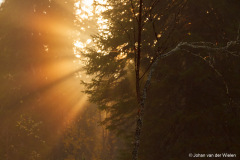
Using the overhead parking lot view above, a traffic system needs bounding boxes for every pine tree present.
[82,0,240,159]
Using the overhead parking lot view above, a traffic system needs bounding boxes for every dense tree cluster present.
[83,0,240,159]
[0,0,240,160]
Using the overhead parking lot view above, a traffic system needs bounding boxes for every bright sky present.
[0,0,4,5]
[73,0,109,59]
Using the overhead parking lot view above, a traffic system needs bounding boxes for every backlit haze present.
[0,0,109,157]
[0,0,4,5]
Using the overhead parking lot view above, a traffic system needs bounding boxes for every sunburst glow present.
[0,0,110,158]
[0,0,4,5]
[73,0,110,61]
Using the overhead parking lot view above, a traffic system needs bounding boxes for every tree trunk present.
[132,0,143,159]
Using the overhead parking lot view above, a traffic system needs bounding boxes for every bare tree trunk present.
[132,56,157,160]
[131,0,239,158]
[132,0,143,159]
[131,36,240,160]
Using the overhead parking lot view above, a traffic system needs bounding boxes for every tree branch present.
[140,40,240,110]
[237,22,240,41]
[130,0,139,23]
[140,0,188,80]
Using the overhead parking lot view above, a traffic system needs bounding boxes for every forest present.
[0,0,240,160]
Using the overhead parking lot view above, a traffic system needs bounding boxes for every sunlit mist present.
[73,0,111,63]
[1,0,239,159]
[0,0,100,158]
[0,0,4,5]
[0,0,113,159]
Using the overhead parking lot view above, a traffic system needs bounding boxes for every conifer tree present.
[83,0,240,159]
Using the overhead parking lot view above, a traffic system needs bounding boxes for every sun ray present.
[1,0,110,157]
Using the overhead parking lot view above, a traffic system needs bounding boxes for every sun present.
[0,0,5,5]
[83,0,93,7]
[75,0,93,16]
[73,0,111,59]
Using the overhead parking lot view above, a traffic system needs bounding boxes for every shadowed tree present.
[82,0,240,159]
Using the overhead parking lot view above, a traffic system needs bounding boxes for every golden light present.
[69,0,113,127]
[74,1,81,8]
[75,54,81,58]
[73,0,110,58]
[0,0,112,158]
[83,0,93,7]
[0,0,4,5]
[75,9,82,15]
[86,39,92,44]
[74,40,85,49]
[74,0,94,18]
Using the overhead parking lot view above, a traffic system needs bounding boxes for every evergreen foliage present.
[83,0,240,159]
